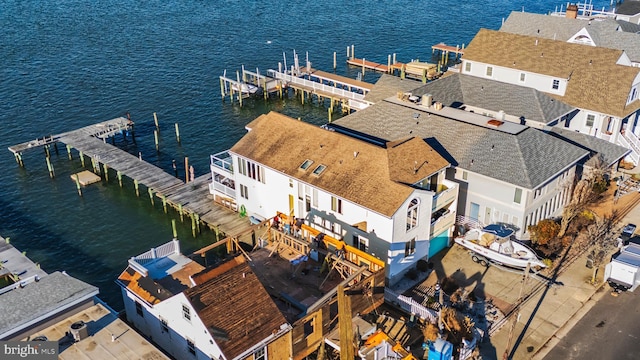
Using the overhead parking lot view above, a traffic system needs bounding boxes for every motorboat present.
[454,224,546,269]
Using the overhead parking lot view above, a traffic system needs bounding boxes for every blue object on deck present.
[427,338,453,360]
[483,224,515,238]
[290,255,308,266]
[249,216,263,225]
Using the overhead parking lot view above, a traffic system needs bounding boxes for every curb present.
[530,281,609,360]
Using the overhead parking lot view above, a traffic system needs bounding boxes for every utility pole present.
[503,262,531,360]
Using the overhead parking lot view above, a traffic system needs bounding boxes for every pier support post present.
[79,151,85,167]
[220,78,225,100]
[134,179,140,197]
[328,107,332,123]
[53,142,59,155]
[214,225,219,240]
[175,123,180,143]
[103,164,109,182]
[172,219,177,239]
[195,214,200,234]
[153,112,159,131]
[184,157,189,183]
[362,58,365,75]
[346,46,350,59]
[148,188,155,206]
[422,69,427,83]
[117,170,123,187]
[75,175,82,197]
[236,71,243,107]
[154,129,159,151]
[15,153,24,167]
[191,213,197,238]
[45,156,55,178]
[179,204,184,222]
[387,54,391,73]
[351,45,354,60]
[301,90,305,105]
[162,195,167,213]
[393,53,396,64]
[44,144,50,158]
[66,145,73,160]
[333,52,337,70]
[263,78,268,100]
[401,64,406,80]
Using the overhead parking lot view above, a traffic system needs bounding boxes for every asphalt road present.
[543,287,640,360]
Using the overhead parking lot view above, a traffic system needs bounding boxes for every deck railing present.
[267,70,366,101]
[384,288,438,323]
[618,133,640,164]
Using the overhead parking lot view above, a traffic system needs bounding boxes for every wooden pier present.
[7,118,252,240]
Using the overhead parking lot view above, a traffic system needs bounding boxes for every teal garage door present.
[429,231,450,258]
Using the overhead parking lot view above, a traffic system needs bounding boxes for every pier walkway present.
[7,118,251,239]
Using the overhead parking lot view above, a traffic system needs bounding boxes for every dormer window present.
[312,164,327,176]
[300,159,314,170]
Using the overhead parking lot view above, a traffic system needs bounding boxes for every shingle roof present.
[464,29,640,118]
[500,12,640,63]
[333,101,590,189]
[546,127,631,167]
[616,0,640,15]
[230,112,450,217]
[184,257,288,360]
[616,19,640,33]
[364,74,425,103]
[0,271,99,339]
[410,73,576,124]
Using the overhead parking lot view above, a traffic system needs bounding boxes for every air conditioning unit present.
[70,321,89,342]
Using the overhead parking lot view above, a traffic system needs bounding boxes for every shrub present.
[528,219,560,246]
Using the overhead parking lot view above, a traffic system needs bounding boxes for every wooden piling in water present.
[174,123,180,143]
[103,163,109,182]
[148,187,155,206]
[172,219,177,238]
[45,156,54,178]
[191,213,196,238]
[333,52,337,70]
[179,204,184,222]
[75,175,82,197]
[162,195,167,213]
[117,170,123,187]
[153,112,159,131]
[154,129,159,151]
[66,144,73,160]
[79,151,85,167]
[184,157,189,183]
[134,179,140,197]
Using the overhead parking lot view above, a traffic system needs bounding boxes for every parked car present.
[620,224,637,246]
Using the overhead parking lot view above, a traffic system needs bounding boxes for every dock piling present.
[171,219,177,239]
[162,195,167,213]
[174,123,180,143]
[179,204,184,222]
[184,157,189,183]
[346,46,350,59]
[134,179,140,197]
[117,170,123,187]
[154,129,159,151]
[333,52,337,70]
[79,151,85,167]
[75,175,82,197]
[351,45,355,60]
[66,144,72,160]
[148,187,155,206]
[103,163,109,182]
[45,156,55,178]
[153,112,159,131]
[191,213,196,238]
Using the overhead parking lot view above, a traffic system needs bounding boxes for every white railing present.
[268,70,366,101]
[618,134,640,164]
[131,239,180,267]
[384,289,438,323]
[210,152,233,174]
[213,181,236,198]
[0,275,40,296]
[433,184,457,211]
[456,215,485,230]
[431,211,456,237]
[624,131,640,154]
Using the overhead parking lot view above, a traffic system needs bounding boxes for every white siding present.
[461,60,567,95]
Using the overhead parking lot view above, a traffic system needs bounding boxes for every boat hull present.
[454,237,546,269]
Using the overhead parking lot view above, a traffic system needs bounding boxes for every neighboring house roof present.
[410,73,576,124]
[617,19,640,33]
[364,74,424,104]
[546,127,631,167]
[616,0,640,15]
[500,12,640,63]
[184,257,288,360]
[464,29,640,118]
[0,271,99,339]
[230,111,450,217]
[333,100,590,189]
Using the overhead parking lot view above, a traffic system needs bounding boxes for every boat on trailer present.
[455,224,546,269]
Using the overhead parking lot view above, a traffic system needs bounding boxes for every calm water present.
[0,0,611,310]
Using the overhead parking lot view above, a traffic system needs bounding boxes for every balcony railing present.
[430,210,456,238]
[433,180,457,211]
[212,181,236,198]
[210,151,233,175]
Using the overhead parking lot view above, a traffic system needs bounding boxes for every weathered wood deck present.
[8,118,251,239]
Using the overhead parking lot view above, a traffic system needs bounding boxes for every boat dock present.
[7,118,253,240]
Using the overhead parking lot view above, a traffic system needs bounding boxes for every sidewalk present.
[480,196,640,360]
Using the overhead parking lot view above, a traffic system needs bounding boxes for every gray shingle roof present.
[500,11,640,63]
[0,271,98,339]
[546,127,631,167]
[616,19,640,33]
[364,74,425,104]
[410,73,576,124]
[334,101,589,189]
[616,0,640,15]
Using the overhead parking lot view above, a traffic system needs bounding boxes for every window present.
[586,114,595,127]
[406,199,419,231]
[289,179,293,188]
[462,171,468,181]
[404,238,416,257]
[485,66,493,77]
[465,62,471,72]
[312,164,327,176]
[354,235,368,252]
[331,196,342,214]
[304,319,315,337]
[519,73,526,82]
[238,158,247,176]
[552,79,560,90]
[240,184,249,200]
[514,188,522,204]
[135,301,144,317]
[300,159,314,170]
[182,304,191,321]
[160,318,168,333]
[313,188,318,207]
[254,346,266,360]
[187,338,195,355]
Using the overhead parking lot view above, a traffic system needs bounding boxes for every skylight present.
[312,164,327,176]
[300,159,314,170]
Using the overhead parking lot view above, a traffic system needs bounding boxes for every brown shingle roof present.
[464,29,640,118]
[184,257,287,360]
[230,112,450,217]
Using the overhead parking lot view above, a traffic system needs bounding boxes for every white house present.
[461,29,640,164]
[117,239,292,360]
[210,111,458,285]
[332,88,590,239]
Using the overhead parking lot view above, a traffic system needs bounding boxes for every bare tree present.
[585,213,621,284]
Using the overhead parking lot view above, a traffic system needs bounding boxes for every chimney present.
[566,4,578,19]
